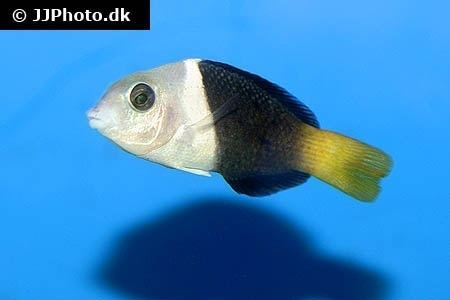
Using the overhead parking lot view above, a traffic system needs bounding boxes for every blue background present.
[1,1,449,299]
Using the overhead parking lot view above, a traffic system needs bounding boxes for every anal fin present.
[224,171,310,196]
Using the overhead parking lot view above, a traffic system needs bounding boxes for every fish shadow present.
[98,198,390,300]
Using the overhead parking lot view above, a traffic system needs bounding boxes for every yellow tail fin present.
[296,123,392,202]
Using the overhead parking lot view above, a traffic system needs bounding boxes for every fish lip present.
[88,118,102,129]
[86,108,98,119]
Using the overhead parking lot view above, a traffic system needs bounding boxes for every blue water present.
[1,1,449,299]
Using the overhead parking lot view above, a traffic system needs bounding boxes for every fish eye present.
[129,83,155,112]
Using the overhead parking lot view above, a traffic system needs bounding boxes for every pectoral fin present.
[186,94,240,132]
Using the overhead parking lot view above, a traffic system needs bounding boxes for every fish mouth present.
[86,109,104,130]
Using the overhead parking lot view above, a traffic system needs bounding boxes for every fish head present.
[87,63,186,157]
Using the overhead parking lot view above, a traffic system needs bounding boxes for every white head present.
[87,62,188,157]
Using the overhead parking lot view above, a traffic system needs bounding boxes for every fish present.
[87,59,392,202]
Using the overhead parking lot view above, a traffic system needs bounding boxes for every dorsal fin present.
[201,60,320,128]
